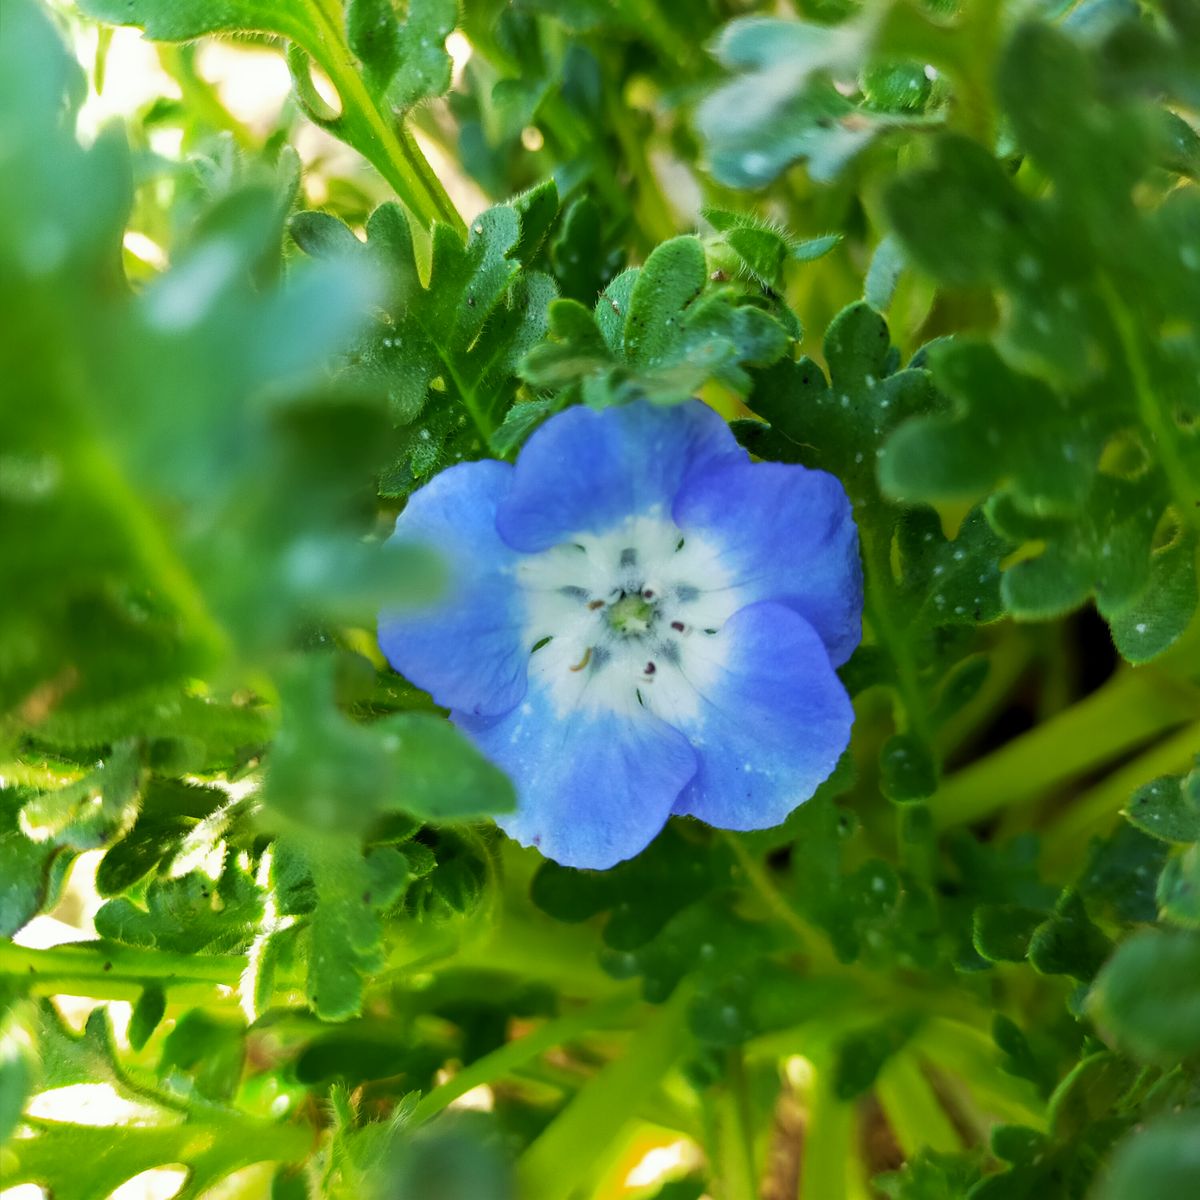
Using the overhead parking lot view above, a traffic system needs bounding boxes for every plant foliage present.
[3,0,1200,1197]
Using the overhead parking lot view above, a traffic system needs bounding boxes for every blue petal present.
[455,683,697,869]
[378,461,529,718]
[496,399,746,552]
[673,460,863,666]
[667,602,853,831]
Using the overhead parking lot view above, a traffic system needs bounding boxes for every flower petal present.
[662,601,853,831]
[378,461,528,718]
[673,460,863,666]
[496,399,746,552]
[455,680,698,869]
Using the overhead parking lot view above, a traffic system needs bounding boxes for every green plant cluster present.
[3,1,1200,1198]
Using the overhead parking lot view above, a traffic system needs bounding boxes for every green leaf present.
[381,712,516,821]
[1077,822,1171,925]
[1127,767,1200,843]
[94,857,263,955]
[263,660,513,833]
[743,303,1011,804]
[0,1011,35,1146]
[75,0,322,49]
[882,20,1200,661]
[0,785,70,937]
[531,824,733,953]
[95,779,225,897]
[880,733,938,803]
[865,234,907,312]
[876,1148,984,1199]
[881,341,1098,514]
[1095,1113,1200,1200]
[972,905,1046,964]
[992,1015,1055,1096]
[989,1124,1048,1167]
[19,744,141,851]
[550,193,624,304]
[128,986,167,1052]
[1089,929,1200,1063]
[1157,844,1200,927]
[702,208,839,290]
[6,1107,308,1200]
[347,0,457,109]
[697,16,940,188]
[625,237,706,367]
[274,832,420,1021]
[832,1016,917,1099]
[1027,890,1112,981]
[521,236,791,408]
[34,1003,174,1109]
[347,0,403,90]
[293,197,556,493]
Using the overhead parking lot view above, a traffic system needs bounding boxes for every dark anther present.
[587,599,605,610]
[642,588,654,599]
[671,620,685,632]
[644,662,656,675]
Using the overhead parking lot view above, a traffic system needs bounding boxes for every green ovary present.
[607,592,656,636]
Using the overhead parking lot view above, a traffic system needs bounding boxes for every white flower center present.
[513,507,743,722]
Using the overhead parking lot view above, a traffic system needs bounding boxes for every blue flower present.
[379,400,862,869]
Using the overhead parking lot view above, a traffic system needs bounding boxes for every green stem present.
[158,46,255,150]
[929,667,1200,830]
[721,1046,760,1200]
[935,630,1033,762]
[875,1053,961,1157]
[800,1064,855,1200]
[722,833,834,968]
[602,64,677,247]
[516,983,694,1197]
[76,439,231,669]
[723,836,995,1029]
[0,940,246,1005]
[915,1017,1045,1127]
[410,992,638,1125]
[1099,274,1200,531]
[1038,719,1200,875]
[302,2,463,234]
[860,522,932,745]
